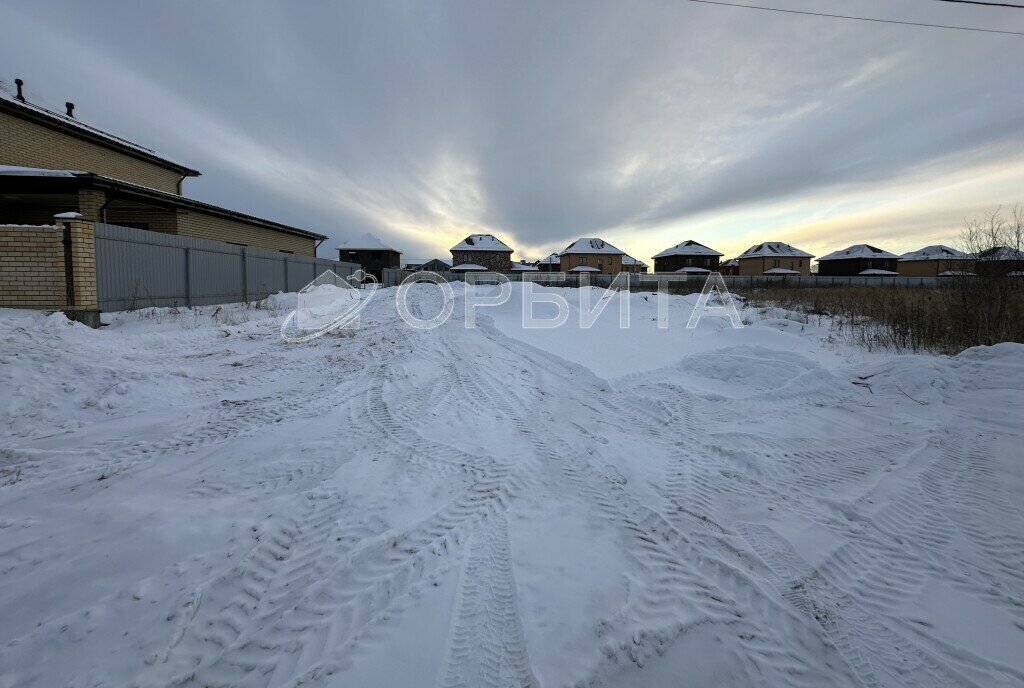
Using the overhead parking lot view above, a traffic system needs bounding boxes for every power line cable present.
[934,1,1024,8]
[681,0,1024,36]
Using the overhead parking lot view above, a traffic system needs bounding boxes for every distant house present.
[417,258,453,272]
[720,259,740,276]
[511,260,539,272]
[653,240,723,273]
[975,246,1024,277]
[536,253,561,272]
[337,232,402,281]
[897,245,972,277]
[817,244,898,276]
[622,255,649,273]
[559,238,625,274]
[736,242,813,275]
[450,234,513,272]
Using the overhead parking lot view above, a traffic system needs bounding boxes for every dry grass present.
[736,281,1024,355]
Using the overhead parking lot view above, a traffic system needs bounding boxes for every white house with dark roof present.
[897,245,972,277]
[736,241,813,275]
[559,238,625,274]
[450,233,513,272]
[817,244,898,276]
[653,240,723,273]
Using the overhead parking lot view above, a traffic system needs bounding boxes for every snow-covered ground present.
[1,284,1022,688]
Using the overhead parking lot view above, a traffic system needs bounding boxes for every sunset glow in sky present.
[3,0,1022,264]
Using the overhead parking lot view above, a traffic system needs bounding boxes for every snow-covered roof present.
[337,232,399,252]
[738,242,813,259]
[560,238,624,255]
[978,246,1024,261]
[675,267,711,274]
[622,255,648,267]
[858,269,898,276]
[569,265,601,272]
[899,245,967,261]
[0,165,81,177]
[450,234,513,252]
[451,263,487,271]
[939,270,976,276]
[0,81,199,177]
[511,263,540,271]
[537,253,561,265]
[763,267,801,275]
[722,259,739,267]
[653,240,723,259]
[818,244,897,261]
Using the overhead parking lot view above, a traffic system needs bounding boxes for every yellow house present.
[559,238,625,274]
[1,78,325,255]
[736,242,813,275]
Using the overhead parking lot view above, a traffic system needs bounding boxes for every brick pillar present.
[55,212,101,327]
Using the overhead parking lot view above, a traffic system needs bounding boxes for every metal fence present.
[95,223,359,311]
[382,269,969,290]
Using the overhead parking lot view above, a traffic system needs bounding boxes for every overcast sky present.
[3,0,1023,262]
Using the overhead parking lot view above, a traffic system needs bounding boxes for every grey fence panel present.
[95,223,360,311]
[380,268,966,291]
[189,247,245,306]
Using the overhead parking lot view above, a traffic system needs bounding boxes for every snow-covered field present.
[1,284,1022,688]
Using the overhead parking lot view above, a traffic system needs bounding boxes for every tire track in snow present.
[436,512,538,688]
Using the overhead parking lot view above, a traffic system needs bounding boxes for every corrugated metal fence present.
[95,223,359,311]
[382,269,959,289]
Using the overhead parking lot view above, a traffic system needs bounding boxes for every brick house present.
[1,78,325,256]
[897,245,973,276]
[736,242,813,275]
[450,234,513,272]
[653,240,723,273]
[559,238,624,274]
[816,244,898,276]
[337,232,402,281]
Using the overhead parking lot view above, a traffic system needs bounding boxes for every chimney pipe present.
[14,78,25,102]
[65,102,75,118]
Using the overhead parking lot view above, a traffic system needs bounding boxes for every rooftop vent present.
[65,102,75,118]
[14,78,25,102]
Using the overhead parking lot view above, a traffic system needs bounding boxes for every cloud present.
[2,0,1022,262]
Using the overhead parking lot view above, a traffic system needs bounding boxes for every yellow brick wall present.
[0,111,183,194]
[0,224,66,309]
[738,256,811,275]
[179,211,317,256]
[897,259,974,277]
[559,254,623,274]
[0,220,98,311]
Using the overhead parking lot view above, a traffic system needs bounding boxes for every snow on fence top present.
[560,237,624,255]
[653,240,723,258]
[898,245,968,261]
[336,232,399,252]
[738,241,813,259]
[450,234,513,252]
[818,244,898,261]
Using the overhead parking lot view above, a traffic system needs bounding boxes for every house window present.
[579,257,586,266]
[773,259,779,268]
[372,252,381,261]
[798,259,802,267]
[686,257,693,266]
[597,260,603,271]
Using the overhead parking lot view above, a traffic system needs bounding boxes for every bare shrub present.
[739,283,1024,355]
